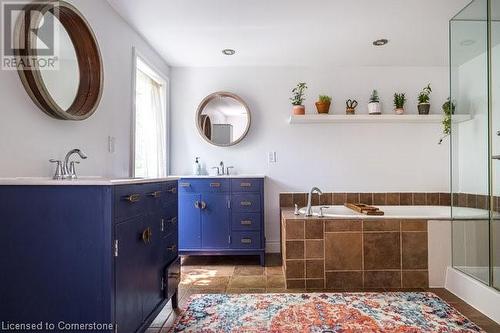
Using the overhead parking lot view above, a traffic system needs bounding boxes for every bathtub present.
[297,205,490,220]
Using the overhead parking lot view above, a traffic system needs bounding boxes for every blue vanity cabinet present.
[179,177,265,265]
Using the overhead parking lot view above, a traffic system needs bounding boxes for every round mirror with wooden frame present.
[15,1,103,120]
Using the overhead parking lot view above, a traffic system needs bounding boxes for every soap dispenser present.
[193,157,202,175]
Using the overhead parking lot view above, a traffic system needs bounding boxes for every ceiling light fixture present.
[373,39,389,46]
[222,49,236,55]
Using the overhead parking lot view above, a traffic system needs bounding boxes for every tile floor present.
[147,254,500,333]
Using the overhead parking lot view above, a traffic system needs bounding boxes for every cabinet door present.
[201,193,230,248]
[179,193,201,249]
[115,216,145,333]
[141,212,164,320]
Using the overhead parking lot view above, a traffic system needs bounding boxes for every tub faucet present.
[64,149,87,179]
[305,187,323,217]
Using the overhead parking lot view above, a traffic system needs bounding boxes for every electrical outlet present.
[108,136,116,153]
[268,151,277,163]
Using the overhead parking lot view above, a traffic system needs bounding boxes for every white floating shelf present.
[288,114,472,124]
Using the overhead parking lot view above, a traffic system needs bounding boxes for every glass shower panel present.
[450,0,491,285]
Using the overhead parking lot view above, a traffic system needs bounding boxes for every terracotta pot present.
[368,102,381,115]
[395,108,405,115]
[315,101,331,114]
[418,103,430,115]
[292,105,305,115]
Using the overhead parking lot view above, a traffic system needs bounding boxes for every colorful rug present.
[170,292,484,332]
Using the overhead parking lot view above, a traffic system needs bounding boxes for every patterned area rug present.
[171,292,484,332]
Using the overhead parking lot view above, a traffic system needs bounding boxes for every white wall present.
[0,0,169,178]
[170,66,451,251]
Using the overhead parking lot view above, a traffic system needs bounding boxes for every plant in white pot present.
[417,84,432,114]
[290,82,307,115]
[368,90,381,115]
[393,92,406,115]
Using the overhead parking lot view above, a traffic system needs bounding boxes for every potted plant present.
[393,92,406,115]
[290,82,307,115]
[315,95,332,114]
[368,90,381,115]
[417,84,432,114]
[439,98,456,144]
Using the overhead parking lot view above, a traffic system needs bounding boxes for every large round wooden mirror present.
[15,1,103,120]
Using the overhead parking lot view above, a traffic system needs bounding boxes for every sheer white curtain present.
[135,68,166,178]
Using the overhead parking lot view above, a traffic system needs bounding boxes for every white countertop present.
[175,174,266,179]
[0,176,179,186]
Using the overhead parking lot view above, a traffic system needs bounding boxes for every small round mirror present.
[196,92,251,146]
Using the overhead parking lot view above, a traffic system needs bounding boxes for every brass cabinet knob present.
[168,187,177,194]
[167,244,177,252]
[148,191,162,198]
[124,194,141,203]
[240,201,252,206]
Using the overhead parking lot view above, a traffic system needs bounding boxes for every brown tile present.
[305,260,324,278]
[325,233,362,270]
[452,193,459,206]
[467,194,477,208]
[305,240,324,259]
[346,193,360,204]
[293,193,307,207]
[265,266,283,276]
[402,271,429,288]
[373,193,387,205]
[458,193,467,207]
[280,193,293,207]
[400,193,413,205]
[386,193,400,205]
[325,271,363,289]
[363,220,400,231]
[325,220,362,232]
[477,195,489,210]
[285,220,304,240]
[285,260,304,278]
[359,193,373,205]
[234,266,264,276]
[401,220,427,232]
[364,233,401,270]
[364,271,401,288]
[286,279,305,289]
[285,241,304,259]
[266,275,285,288]
[439,193,451,206]
[311,193,320,206]
[305,279,324,289]
[413,193,426,205]
[402,232,428,269]
[319,193,333,205]
[426,193,439,205]
[305,220,323,239]
[265,253,282,267]
[226,288,266,294]
[184,276,230,289]
[333,193,347,205]
[228,275,266,289]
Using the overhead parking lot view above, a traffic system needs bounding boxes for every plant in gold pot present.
[290,82,307,115]
[393,92,406,115]
[417,84,432,114]
[315,95,332,114]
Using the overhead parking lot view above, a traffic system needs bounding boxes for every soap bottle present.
[193,157,202,175]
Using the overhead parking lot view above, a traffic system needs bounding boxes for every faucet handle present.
[69,161,80,179]
[49,159,63,180]
[226,166,234,175]
[211,166,220,176]
[294,204,299,215]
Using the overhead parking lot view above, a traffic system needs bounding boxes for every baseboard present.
[265,239,280,253]
[445,266,500,324]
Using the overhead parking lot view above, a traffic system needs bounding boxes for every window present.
[133,52,168,178]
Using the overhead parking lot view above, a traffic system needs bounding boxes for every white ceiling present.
[107,0,471,67]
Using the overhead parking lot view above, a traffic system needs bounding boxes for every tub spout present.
[305,187,323,216]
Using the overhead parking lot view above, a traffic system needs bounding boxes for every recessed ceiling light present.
[460,39,475,46]
[373,39,389,46]
[222,49,236,55]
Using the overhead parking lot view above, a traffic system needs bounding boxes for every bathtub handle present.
[318,206,329,218]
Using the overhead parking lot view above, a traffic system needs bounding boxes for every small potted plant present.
[290,82,307,115]
[417,84,432,114]
[315,95,332,114]
[368,89,381,115]
[393,92,406,115]
[439,98,456,144]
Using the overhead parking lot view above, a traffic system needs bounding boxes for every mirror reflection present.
[197,92,251,146]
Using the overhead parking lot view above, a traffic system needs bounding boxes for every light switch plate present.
[108,136,116,153]
[268,151,277,163]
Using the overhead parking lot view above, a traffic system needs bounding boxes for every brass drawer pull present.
[124,194,141,203]
[210,182,221,188]
[142,227,152,244]
[179,183,191,188]
[149,191,162,198]
[240,220,252,225]
[240,182,252,187]
[168,217,177,224]
[167,244,177,252]
[241,238,252,244]
[240,201,252,206]
[168,187,177,194]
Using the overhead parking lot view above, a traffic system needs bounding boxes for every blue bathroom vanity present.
[0,177,179,333]
[178,176,265,266]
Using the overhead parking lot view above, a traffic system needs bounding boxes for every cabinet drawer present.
[163,181,178,205]
[232,194,261,212]
[231,231,261,249]
[232,212,261,231]
[163,233,178,265]
[143,183,164,212]
[114,184,146,221]
[178,179,229,193]
[231,178,262,192]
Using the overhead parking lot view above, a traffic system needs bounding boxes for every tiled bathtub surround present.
[281,210,428,290]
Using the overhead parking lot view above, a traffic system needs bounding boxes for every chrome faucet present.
[64,149,87,179]
[305,187,323,217]
[219,161,225,175]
